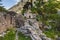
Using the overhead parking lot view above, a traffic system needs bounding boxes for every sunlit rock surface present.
[16,10,52,40]
[0,12,24,34]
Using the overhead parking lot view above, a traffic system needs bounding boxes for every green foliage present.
[0,37,4,40]
[44,30,56,39]
[31,0,60,39]
[36,15,44,21]
[32,0,60,14]
[0,29,15,40]
[18,32,31,40]
[31,7,37,13]
[4,29,16,40]
[21,9,26,15]
[0,28,31,40]
[33,0,60,27]
[0,6,8,12]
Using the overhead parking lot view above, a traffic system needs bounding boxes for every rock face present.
[56,37,60,40]
[0,12,24,34]
[16,10,51,40]
[9,0,36,13]
[15,14,24,28]
[8,0,52,40]
[19,19,51,40]
[0,12,15,33]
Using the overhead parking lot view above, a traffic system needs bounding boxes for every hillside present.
[0,0,60,40]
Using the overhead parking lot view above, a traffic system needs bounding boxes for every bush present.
[4,29,16,40]
[18,32,31,40]
[0,37,4,40]
[44,30,56,39]
[0,6,8,12]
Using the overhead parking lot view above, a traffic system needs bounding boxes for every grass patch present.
[0,28,16,40]
[4,29,16,40]
[18,32,32,40]
[0,30,32,40]
[0,37,4,40]
[44,31,56,39]
[43,29,60,40]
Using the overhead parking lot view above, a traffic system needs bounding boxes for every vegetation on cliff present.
[0,6,8,12]
[0,0,60,40]
[18,32,31,40]
[21,1,60,39]
[30,0,60,39]
[0,28,31,40]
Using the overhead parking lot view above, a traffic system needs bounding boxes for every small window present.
[29,16,31,18]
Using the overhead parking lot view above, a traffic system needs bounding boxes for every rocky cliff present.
[9,0,36,14]
[0,11,24,34]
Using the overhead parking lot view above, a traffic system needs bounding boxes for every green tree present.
[31,0,60,39]
[0,6,8,12]
[31,0,60,27]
